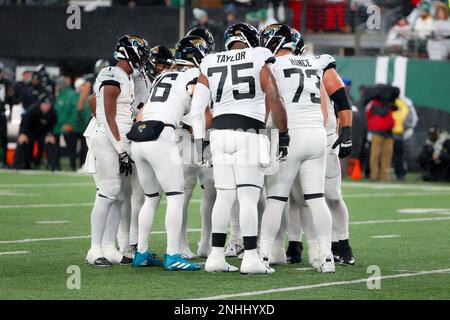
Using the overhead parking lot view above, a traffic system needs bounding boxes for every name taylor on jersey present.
[216,51,247,63]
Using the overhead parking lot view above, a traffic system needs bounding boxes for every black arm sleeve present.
[329,87,352,112]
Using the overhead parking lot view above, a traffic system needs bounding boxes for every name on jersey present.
[216,52,246,63]
[288,58,313,67]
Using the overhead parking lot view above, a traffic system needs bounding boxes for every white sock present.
[299,203,317,242]
[259,198,286,259]
[211,246,225,258]
[327,198,350,241]
[306,198,332,257]
[212,189,236,234]
[287,198,303,242]
[257,191,266,236]
[199,186,216,248]
[228,198,241,242]
[117,197,131,253]
[90,193,114,250]
[137,196,160,253]
[237,186,261,239]
[165,193,184,255]
[130,191,144,246]
[274,206,287,248]
[102,199,122,247]
[179,187,194,249]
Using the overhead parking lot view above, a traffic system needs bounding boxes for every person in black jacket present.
[13,94,57,170]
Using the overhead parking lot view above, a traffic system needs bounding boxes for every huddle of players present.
[84,22,355,274]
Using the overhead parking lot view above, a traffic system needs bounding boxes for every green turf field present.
[1,170,450,300]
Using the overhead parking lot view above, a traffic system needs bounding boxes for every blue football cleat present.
[164,253,201,271]
[132,251,163,267]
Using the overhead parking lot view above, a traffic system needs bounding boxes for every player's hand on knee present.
[17,134,29,145]
[332,126,352,159]
[277,131,290,162]
[119,152,134,176]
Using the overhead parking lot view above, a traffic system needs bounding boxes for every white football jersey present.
[142,66,199,126]
[314,54,338,135]
[131,72,151,119]
[271,54,323,129]
[94,66,134,141]
[199,47,274,123]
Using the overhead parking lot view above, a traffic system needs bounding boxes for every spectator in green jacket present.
[54,76,78,171]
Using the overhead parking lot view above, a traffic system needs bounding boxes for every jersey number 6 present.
[150,73,179,103]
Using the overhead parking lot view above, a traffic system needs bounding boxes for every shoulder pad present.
[315,54,336,71]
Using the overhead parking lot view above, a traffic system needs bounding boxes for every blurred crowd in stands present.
[2,0,449,59]
[0,62,97,172]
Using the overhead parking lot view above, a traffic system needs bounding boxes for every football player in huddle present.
[190,23,288,274]
[258,24,335,273]
[177,28,216,259]
[129,36,210,271]
[118,45,175,259]
[85,35,150,267]
[286,40,356,267]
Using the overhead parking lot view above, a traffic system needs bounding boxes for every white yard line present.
[0,228,202,244]
[295,267,315,271]
[35,220,70,224]
[0,203,93,209]
[342,181,450,191]
[0,169,85,177]
[372,235,401,239]
[0,199,201,210]
[0,182,92,189]
[344,192,450,198]
[194,268,450,300]
[349,216,450,225]
[0,251,30,256]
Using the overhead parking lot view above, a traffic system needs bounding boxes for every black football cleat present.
[86,257,113,267]
[331,241,340,262]
[286,241,303,264]
[338,239,355,266]
[120,256,133,265]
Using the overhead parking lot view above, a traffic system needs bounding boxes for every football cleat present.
[164,253,201,271]
[286,241,303,264]
[196,242,211,258]
[339,240,356,266]
[205,254,238,273]
[179,246,197,259]
[121,246,136,260]
[318,255,336,273]
[85,248,112,267]
[103,245,132,265]
[240,253,275,275]
[132,251,163,267]
[332,241,340,262]
[270,245,287,265]
[225,239,244,257]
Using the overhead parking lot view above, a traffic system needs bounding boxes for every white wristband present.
[113,140,125,154]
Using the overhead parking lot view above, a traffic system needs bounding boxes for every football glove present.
[277,131,290,162]
[119,152,134,176]
[332,126,352,158]
[194,139,212,168]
